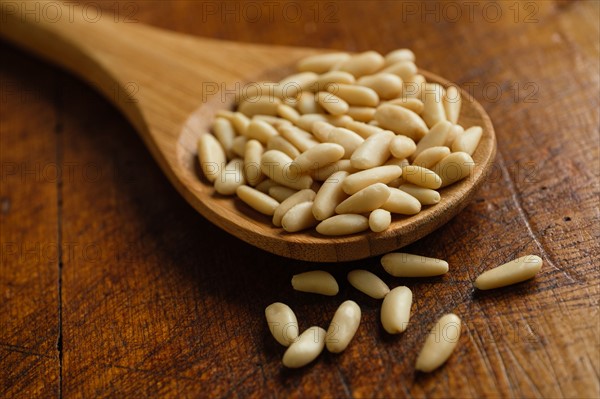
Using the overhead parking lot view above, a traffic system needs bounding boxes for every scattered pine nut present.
[347,270,390,299]
[474,255,543,290]
[265,302,299,346]
[282,326,326,368]
[326,300,361,353]
[380,286,413,334]
[415,313,462,372]
[381,253,449,277]
[291,271,339,296]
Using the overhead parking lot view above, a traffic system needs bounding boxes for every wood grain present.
[1,0,598,398]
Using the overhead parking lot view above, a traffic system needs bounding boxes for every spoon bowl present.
[0,1,496,262]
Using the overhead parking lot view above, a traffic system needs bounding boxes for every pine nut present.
[296,114,353,132]
[316,91,349,115]
[282,326,326,368]
[382,60,418,81]
[267,135,300,159]
[291,270,339,295]
[314,71,356,91]
[421,83,447,128]
[214,158,246,195]
[335,183,391,214]
[432,152,475,187]
[197,133,226,183]
[412,146,451,170]
[268,186,297,202]
[276,72,318,99]
[245,120,279,144]
[326,300,361,353]
[236,185,280,215]
[294,143,345,173]
[384,48,416,65]
[382,188,421,215]
[244,140,264,186]
[344,120,385,138]
[311,160,357,181]
[357,73,403,100]
[474,255,543,290]
[232,135,248,157]
[413,120,452,159]
[415,313,461,372]
[212,117,236,160]
[252,115,292,128]
[389,135,417,159]
[281,201,319,232]
[443,86,462,124]
[230,112,250,135]
[272,188,316,227]
[327,127,365,159]
[347,269,390,299]
[265,302,299,347]
[316,214,370,236]
[313,171,349,220]
[342,165,403,194]
[238,97,281,117]
[381,253,449,277]
[369,209,392,232]
[398,184,441,205]
[311,121,336,141]
[279,125,319,152]
[277,103,301,124]
[375,103,428,141]
[402,74,426,99]
[261,150,312,190]
[386,98,425,114]
[338,51,385,78]
[255,179,279,194]
[445,124,464,147]
[351,131,395,170]
[297,91,324,114]
[452,126,483,155]
[297,52,351,73]
[346,106,376,122]
[327,83,379,107]
[401,165,442,189]
[380,286,413,334]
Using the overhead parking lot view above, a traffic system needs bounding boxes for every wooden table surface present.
[1,1,599,397]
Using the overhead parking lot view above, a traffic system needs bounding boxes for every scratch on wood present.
[497,151,577,283]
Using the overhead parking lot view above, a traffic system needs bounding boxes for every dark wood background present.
[1,1,599,397]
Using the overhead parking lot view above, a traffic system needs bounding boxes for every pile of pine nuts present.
[268,253,543,370]
[197,49,483,235]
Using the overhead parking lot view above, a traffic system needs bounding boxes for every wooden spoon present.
[0,1,496,262]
